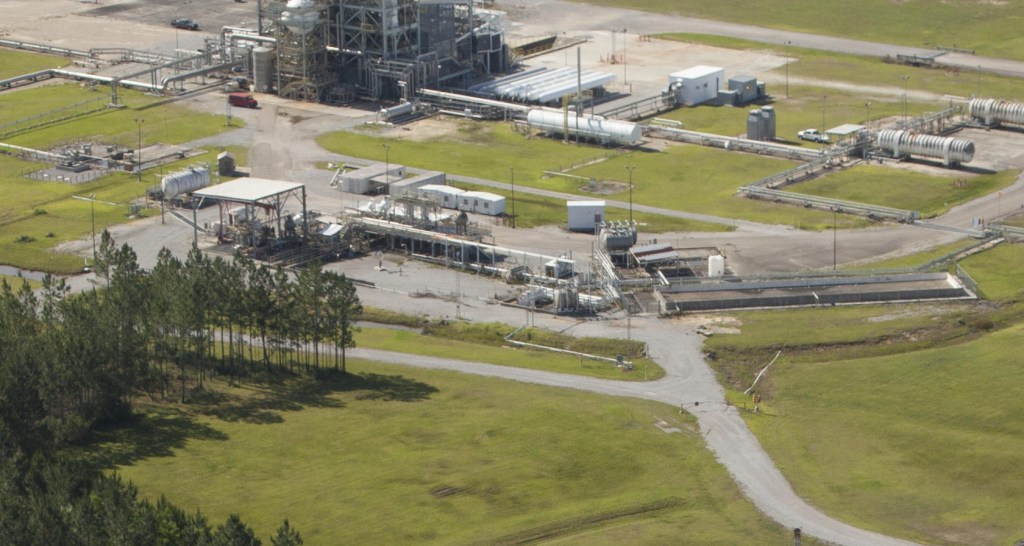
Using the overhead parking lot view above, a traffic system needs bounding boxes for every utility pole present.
[134,118,144,181]
[509,166,516,228]
[382,143,391,195]
[90,199,96,261]
[900,74,910,122]
[622,28,628,86]
[785,41,791,98]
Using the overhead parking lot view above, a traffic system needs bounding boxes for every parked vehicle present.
[797,128,829,143]
[171,18,199,31]
[228,92,258,109]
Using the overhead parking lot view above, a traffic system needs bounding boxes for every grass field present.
[576,0,1024,61]
[701,243,1024,544]
[795,166,1020,218]
[356,319,663,379]
[0,78,243,273]
[91,362,809,545]
[0,50,69,79]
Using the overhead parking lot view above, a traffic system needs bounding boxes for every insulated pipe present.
[876,129,974,166]
[969,98,1024,126]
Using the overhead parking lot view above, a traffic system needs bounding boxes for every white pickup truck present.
[797,128,829,143]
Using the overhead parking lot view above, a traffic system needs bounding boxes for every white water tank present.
[252,46,274,93]
[708,255,725,277]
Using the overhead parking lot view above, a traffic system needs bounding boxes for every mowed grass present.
[574,0,1024,61]
[659,34,1024,105]
[737,322,1024,545]
[321,121,860,228]
[960,242,1024,302]
[0,76,242,272]
[96,362,803,545]
[0,49,69,79]
[795,166,1020,218]
[355,325,665,381]
[702,245,1024,544]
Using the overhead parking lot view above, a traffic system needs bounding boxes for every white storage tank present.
[161,167,211,199]
[527,109,642,146]
[567,200,606,232]
[708,255,725,277]
[252,46,274,93]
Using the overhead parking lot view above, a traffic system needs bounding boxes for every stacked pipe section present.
[876,129,974,167]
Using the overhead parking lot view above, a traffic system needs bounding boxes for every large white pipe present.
[876,129,974,166]
[527,109,641,145]
[969,98,1024,126]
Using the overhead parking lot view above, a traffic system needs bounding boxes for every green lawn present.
[701,244,1024,544]
[740,322,1024,545]
[960,242,1024,302]
[93,362,807,545]
[795,166,1020,218]
[0,80,244,273]
[577,1,1024,61]
[355,325,665,381]
[0,49,69,79]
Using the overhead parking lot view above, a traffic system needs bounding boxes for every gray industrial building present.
[251,0,509,103]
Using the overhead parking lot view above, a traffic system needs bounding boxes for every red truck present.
[228,92,258,109]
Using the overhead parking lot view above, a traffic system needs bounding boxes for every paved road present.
[496,0,1024,78]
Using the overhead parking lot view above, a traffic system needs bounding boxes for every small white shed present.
[668,65,725,106]
[567,200,606,232]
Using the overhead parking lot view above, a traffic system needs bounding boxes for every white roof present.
[193,177,304,203]
[670,65,724,79]
[567,200,606,208]
[827,124,866,136]
[462,191,504,201]
[419,184,464,196]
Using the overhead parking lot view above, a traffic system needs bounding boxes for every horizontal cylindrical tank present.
[527,109,642,146]
[876,129,974,166]
[969,98,1024,126]
[380,102,414,121]
[161,167,210,199]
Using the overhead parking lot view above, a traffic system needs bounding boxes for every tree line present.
[0,231,364,543]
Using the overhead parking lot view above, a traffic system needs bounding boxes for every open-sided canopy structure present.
[194,177,308,243]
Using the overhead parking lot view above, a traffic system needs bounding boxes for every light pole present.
[90,197,96,261]
[134,118,144,181]
[382,143,391,194]
[864,101,872,127]
[625,165,635,223]
[900,74,910,122]
[622,28,628,86]
[820,95,827,147]
[785,41,791,99]
[509,166,516,228]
